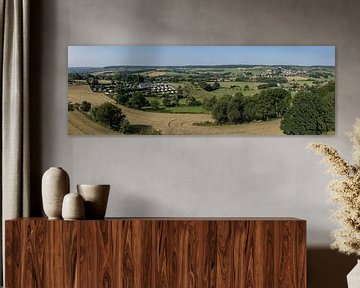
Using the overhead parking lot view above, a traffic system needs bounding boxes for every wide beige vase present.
[77,184,110,219]
[42,167,70,219]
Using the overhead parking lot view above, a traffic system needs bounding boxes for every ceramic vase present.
[62,192,85,220]
[77,184,110,219]
[42,167,70,219]
[347,260,360,288]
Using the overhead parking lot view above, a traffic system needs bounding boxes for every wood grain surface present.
[5,218,306,287]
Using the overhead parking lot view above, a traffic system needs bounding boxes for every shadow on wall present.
[29,0,47,216]
[308,248,357,288]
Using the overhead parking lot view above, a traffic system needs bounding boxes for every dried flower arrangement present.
[309,118,360,255]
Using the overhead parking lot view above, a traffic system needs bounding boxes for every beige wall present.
[30,0,360,247]
[30,1,360,286]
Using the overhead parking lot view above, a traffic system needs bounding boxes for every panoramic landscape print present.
[68,46,335,135]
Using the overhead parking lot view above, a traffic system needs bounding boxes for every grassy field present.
[163,105,207,113]
[98,80,112,85]
[146,71,166,77]
[286,76,314,86]
[286,76,309,81]
[218,81,260,96]
[169,81,260,100]
[68,85,118,105]
[144,105,207,114]
[68,84,284,135]
[70,80,87,85]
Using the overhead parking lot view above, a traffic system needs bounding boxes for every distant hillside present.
[68,64,335,74]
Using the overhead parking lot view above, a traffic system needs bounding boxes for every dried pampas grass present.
[308,118,360,256]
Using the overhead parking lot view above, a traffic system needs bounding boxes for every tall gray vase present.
[42,167,70,219]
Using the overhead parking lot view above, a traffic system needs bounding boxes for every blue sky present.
[68,46,335,67]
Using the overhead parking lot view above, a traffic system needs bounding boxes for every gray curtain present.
[0,0,30,284]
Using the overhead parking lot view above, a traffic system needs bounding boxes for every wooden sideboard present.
[5,217,306,287]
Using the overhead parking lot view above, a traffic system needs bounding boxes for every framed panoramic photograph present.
[68,46,335,135]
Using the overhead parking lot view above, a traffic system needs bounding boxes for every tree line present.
[204,88,291,124]
[204,81,335,135]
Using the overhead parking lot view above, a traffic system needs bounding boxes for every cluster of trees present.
[68,102,75,111]
[198,81,220,92]
[70,100,163,134]
[204,88,291,124]
[149,99,160,110]
[80,100,91,112]
[309,71,333,79]
[68,100,130,133]
[203,82,335,135]
[162,94,181,107]
[86,76,99,85]
[115,91,149,109]
[91,102,129,132]
[68,100,92,112]
[186,95,202,106]
[281,81,335,135]
[88,101,161,135]
[68,73,85,81]
[234,72,253,81]
[257,83,278,90]
[186,72,222,84]
[115,73,147,84]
